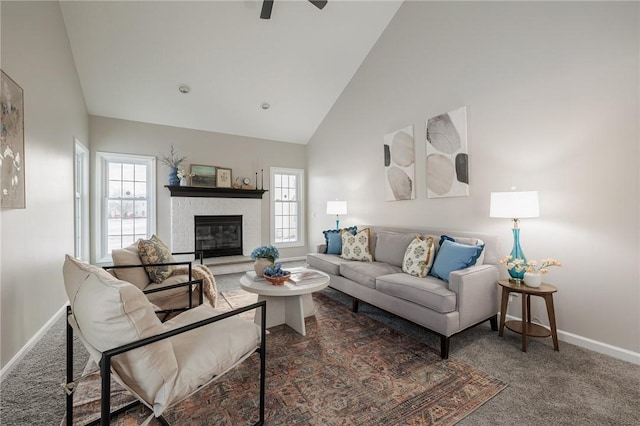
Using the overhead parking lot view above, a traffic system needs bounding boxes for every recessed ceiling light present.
[178,84,190,94]
[261,102,270,110]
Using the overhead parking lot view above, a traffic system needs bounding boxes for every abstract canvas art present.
[1,70,25,208]
[384,125,415,201]
[426,106,469,198]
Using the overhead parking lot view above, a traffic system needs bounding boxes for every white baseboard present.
[0,303,68,381]
[502,313,640,365]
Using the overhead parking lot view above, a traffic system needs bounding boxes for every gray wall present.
[89,116,308,261]
[307,2,640,353]
[0,1,89,368]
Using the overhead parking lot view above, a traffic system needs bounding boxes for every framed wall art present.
[1,70,25,208]
[215,167,232,188]
[190,164,216,188]
[383,125,415,201]
[425,106,469,198]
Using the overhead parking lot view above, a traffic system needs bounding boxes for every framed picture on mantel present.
[190,164,216,187]
[216,167,232,188]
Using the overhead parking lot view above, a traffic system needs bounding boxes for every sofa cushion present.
[111,243,151,290]
[430,239,484,282]
[402,236,436,278]
[323,226,357,254]
[307,253,344,276]
[374,231,418,267]
[63,255,178,416]
[341,228,374,262]
[138,235,176,283]
[340,261,402,289]
[376,273,457,314]
[439,235,485,266]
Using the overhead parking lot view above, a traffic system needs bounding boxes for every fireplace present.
[194,215,243,258]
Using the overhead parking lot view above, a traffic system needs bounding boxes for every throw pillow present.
[402,236,436,278]
[430,239,485,282]
[137,235,176,283]
[340,228,374,262]
[438,235,486,265]
[323,226,357,254]
[111,243,152,291]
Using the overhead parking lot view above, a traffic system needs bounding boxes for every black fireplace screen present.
[194,215,243,257]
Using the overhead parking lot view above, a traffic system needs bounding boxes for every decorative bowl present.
[263,272,291,286]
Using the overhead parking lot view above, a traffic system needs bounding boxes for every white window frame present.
[270,167,305,249]
[74,139,90,261]
[94,152,156,264]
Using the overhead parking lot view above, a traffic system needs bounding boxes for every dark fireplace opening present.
[194,215,243,258]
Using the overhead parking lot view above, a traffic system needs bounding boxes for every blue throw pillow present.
[430,239,485,282]
[323,226,357,254]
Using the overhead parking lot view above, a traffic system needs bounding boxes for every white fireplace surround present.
[170,197,261,257]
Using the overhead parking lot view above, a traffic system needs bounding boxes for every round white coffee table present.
[239,268,330,336]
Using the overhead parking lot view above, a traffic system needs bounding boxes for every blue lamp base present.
[335,218,340,230]
[509,228,526,282]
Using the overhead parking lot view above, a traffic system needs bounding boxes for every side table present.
[498,279,559,352]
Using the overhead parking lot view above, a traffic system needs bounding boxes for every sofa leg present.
[440,336,450,359]
[489,315,498,331]
[352,298,360,313]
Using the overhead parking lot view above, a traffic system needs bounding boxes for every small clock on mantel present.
[241,177,254,190]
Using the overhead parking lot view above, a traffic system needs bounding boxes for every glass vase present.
[509,228,526,282]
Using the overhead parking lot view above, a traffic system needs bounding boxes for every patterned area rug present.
[64,290,506,425]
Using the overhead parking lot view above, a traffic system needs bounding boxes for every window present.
[270,167,305,248]
[74,140,89,261]
[95,152,156,263]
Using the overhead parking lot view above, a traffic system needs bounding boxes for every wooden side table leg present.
[499,288,509,336]
[544,294,560,351]
[521,292,528,352]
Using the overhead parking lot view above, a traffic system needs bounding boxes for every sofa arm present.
[448,264,499,330]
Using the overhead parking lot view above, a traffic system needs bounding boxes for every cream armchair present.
[63,255,266,425]
[107,236,217,317]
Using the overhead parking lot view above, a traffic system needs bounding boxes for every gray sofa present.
[307,226,500,358]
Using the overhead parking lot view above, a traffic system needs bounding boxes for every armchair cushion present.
[138,235,176,283]
[111,243,151,290]
[63,255,178,416]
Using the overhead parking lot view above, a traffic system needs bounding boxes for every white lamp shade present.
[490,191,540,219]
[326,200,348,215]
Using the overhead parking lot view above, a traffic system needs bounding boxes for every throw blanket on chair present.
[172,264,218,308]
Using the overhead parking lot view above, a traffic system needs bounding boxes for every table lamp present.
[490,191,539,282]
[326,200,348,230]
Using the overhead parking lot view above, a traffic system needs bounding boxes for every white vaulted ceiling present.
[60,0,402,144]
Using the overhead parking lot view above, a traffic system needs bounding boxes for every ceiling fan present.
[260,0,328,20]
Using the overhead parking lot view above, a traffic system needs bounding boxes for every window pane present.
[134,164,147,182]
[108,181,121,198]
[108,200,121,218]
[275,188,282,200]
[275,174,282,187]
[134,182,146,198]
[275,216,283,229]
[107,219,121,235]
[134,200,147,218]
[122,163,134,181]
[122,219,134,236]
[135,218,147,234]
[108,163,121,179]
[108,236,122,253]
[288,175,296,188]
[122,200,134,218]
[274,202,282,215]
[122,181,134,198]
[122,234,135,247]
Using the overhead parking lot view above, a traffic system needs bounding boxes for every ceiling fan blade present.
[260,0,273,19]
[308,0,327,10]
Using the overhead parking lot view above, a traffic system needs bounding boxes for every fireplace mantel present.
[165,185,267,199]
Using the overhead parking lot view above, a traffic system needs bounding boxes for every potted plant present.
[501,255,561,287]
[160,144,187,186]
[250,245,280,276]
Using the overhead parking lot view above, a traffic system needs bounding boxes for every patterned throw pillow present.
[402,236,435,277]
[323,226,357,254]
[340,228,374,262]
[137,235,176,283]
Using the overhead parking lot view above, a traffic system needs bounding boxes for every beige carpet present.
[63,290,506,425]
